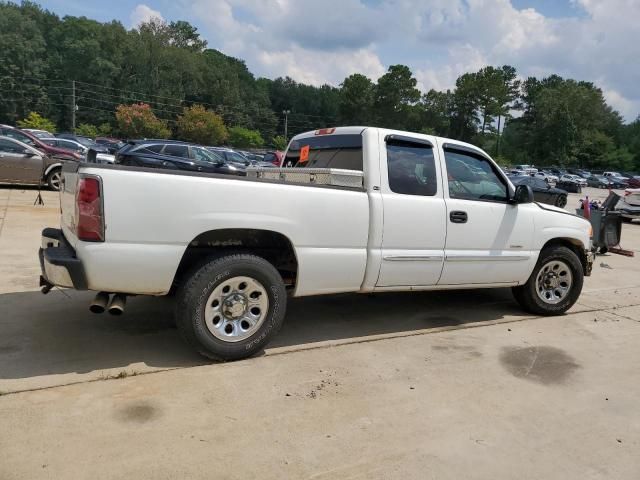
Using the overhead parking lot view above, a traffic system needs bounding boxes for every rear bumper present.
[39,228,88,290]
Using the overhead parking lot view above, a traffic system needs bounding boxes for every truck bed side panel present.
[67,167,370,296]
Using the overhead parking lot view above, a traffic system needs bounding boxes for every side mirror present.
[514,184,534,204]
[23,149,37,157]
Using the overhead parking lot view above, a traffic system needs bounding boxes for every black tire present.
[175,254,287,361]
[555,194,567,208]
[46,168,62,191]
[512,245,584,316]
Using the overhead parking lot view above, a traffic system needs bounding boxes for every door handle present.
[449,211,468,223]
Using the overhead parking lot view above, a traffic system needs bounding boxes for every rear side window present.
[162,144,189,158]
[144,144,164,153]
[284,134,362,170]
[386,141,437,196]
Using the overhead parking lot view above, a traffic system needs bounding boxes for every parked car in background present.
[559,174,587,187]
[95,137,125,154]
[22,128,54,138]
[587,175,625,189]
[262,151,283,166]
[41,137,88,155]
[115,140,246,176]
[627,176,640,188]
[0,136,65,190]
[535,171,558,184]
[0,125,82,161]
[515,164,538,175]
[56,133,109,153]
[603,171,629,185]
[511,176,568,208]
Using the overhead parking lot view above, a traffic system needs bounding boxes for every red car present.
[627,176,640,188]
[262,151,283,166]
[0,125,82,161]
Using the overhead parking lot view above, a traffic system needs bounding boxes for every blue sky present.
[36,0,640,120]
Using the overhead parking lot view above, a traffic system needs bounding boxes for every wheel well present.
[44,163,62,178]
[173,229,298,290]
[541,238,587,273]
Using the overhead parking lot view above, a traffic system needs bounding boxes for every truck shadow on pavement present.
[0,288,526,382]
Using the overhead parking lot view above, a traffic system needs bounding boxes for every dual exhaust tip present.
[89,292,126,315]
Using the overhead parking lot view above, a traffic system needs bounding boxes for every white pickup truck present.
[39,127,593,360]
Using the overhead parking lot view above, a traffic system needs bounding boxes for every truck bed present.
[59,162,370,296]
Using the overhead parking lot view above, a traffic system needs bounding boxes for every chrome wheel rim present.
[204,276,269,342]
[535,260,573,305]
[50,171,62,190]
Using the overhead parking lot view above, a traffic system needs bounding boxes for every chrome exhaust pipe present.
[108,293,127,316]
[89,292,110,314]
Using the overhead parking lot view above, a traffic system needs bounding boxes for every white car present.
[560,174,587,187]
[535,172,558,184]
[39,127,593,360]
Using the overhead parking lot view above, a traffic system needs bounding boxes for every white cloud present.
[175,0,639,120]
[130,4,164,28]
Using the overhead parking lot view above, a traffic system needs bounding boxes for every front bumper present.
[584,249,594,276]
[39,228,88,290]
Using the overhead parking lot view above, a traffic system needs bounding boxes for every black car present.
[115,140,246,176]
[511,176,568,208]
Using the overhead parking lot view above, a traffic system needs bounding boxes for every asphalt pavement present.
[1,185,639,479]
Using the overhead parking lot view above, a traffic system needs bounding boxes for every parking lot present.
[1,185,639,479]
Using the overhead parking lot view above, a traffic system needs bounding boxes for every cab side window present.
[387,141,437,196]
[0,139,24,154]
[444,149,508,202]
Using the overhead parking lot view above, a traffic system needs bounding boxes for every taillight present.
[75,176,104,242]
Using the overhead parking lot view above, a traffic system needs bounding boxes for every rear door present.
[376,135,447,287]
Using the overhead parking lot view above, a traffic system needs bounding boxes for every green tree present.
[97,122,113,136]
[228,127,264,148]
[271,135,287,150]
[115,103,170,139]
[374,65,421,129]
[176,104,227,145]
[76,123,98,137]
[338,74,374,125]
[17,112,56,132]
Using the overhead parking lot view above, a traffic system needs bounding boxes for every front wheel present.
[175,254,287,361]
[46,168,62,191]
[512,245,584,315]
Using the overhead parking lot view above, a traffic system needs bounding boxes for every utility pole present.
[282,110,290,142]
[71,80,76,132]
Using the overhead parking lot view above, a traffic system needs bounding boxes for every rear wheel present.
[175,254,287,361]
[512,245,584,315]
[46,168,62,191]
[554,194,567,208]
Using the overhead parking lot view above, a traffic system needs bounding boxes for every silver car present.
[0,136,64,190]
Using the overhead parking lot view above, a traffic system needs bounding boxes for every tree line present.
[1,1,639,169]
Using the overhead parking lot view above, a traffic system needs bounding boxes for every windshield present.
[226,151,248,163]
[74,137,95,147]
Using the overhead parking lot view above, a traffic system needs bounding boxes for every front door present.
[0,138,43,184]
[376,134,447,287]
[438,144,534,285]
